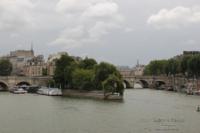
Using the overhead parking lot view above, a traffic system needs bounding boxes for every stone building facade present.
[0,49,48,77]
[133,65,145,76]
[24,55,46,76]
[1,50,34,75]
[118,64,145,77]
[1,50,83,77]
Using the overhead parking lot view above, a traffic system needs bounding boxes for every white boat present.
[37,87,49,95]
[13,88,27,94]
[37,87,62,96]
[48,88,62,96]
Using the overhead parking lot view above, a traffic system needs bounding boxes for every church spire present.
[30,42,34,56]
[137,59,139,67]
[31,42,33,51]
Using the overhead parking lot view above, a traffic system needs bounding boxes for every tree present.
[144,60,168,76]
[165,59,180,90]
[0,59,12,76]
[187,55,200,89]
[94,62,122,90]
[42,68,48,76]
[165,59,180,76]
[53,54,76,89]
[188,55,200,78]
[72,68,95,90]
[180,55,192,77]
[52,54,124,96]
[79,57,97,69]
[102,74,124,97]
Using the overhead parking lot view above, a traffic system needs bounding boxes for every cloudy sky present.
[0,0,200,66]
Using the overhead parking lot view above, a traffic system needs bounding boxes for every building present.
[117,66,133,77]
[10,50,34,57]
[24,55,46,76]
[47,52,68,76]
[132,65,145,76]
[183,51,200,55]
[1,49,35,75]
[118,61,145,77]
[0,47,48,76]
[174,51,200,60]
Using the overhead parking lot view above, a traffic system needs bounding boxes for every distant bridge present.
[122,75,172,89]
[0,75,183,90]
[0,76,52,90]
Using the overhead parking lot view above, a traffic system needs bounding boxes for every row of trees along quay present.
[50,53,124,98]
[144,53,200,90]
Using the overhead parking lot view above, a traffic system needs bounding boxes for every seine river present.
[0,89,200,133]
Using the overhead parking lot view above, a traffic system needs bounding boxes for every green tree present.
[144,60,168,76]
[165,59,180,89]
[188,55,200,78]
[72,68,95,90]
[0,59,12,76]
[180,55,192,76]
[52,53,124,96]
[79,57,97,69]
[102,74,124,97]
[42,68,48,76]
[186,55,200,89]
[53,54,76,89]
[165,59,180,76]
[94,62,121,90]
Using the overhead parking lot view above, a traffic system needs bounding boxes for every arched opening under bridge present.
[123,80,132,89]
[0,81,8,91]
[16,81,31,87]
[155,81,166,90]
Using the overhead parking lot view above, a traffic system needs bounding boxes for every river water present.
[0,89,200,133]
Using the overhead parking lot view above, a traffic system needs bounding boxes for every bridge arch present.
[134,80,149,88]
[16,81,31,86]
[0,81,9,91]
[155,80,166,90]
[123,80,132,89]
[140,80,149,88]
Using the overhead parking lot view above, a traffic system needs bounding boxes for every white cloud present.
[88,21,120,39]
[0,0,127,50]
[50,22,120,49]
[56,0,88,13]
[82,2,118,18]
[0,0,34,31]
[52,0,125,49]
[50,26,88,49]
[147,6,200,29]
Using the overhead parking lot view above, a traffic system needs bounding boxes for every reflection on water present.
[0,89,200,133]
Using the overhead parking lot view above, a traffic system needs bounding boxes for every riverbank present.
[62,89,123,100]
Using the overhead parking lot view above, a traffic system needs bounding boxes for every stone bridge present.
[0,76,52,90]
[122,75,172,89]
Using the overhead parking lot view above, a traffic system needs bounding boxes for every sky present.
[0,0,200,67]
